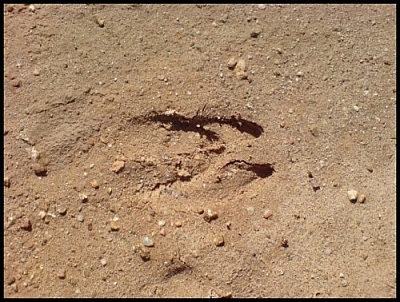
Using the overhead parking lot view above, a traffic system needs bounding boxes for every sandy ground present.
[3,4,396,297]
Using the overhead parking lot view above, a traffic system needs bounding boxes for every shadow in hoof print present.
[130,108,274,191]
[145,109,264,141]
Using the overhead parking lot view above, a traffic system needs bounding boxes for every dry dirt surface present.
[3,4,396,298]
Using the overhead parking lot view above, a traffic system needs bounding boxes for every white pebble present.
[100,258,107,266]
[38,210,47,219]
[158,220,166,227]
[347,190,358,202]
[142,236,154,247]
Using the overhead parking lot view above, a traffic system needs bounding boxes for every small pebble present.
[204,209,218,223]
[258,4,267,10]
[347,190,359,203]
[110,218,120,231]
[90,180,99,189]
[192,250,199,258]
[158,220,166,227]
[110,160,125,173]
[94,17,104,27]
[100,258,107,266]
[357,194,366,203]
[227,57,237,69]
[77,215,84,222]
[79,193,88,203]
[38,210,47,220]
[366,164,373,173]
[175,221,182,227]
[32,163,47,176]
[11,283,18,293]
[11,79,21,87]
[20,218,32,231]
[213,234,224,247]
[250,30,261,38]
[4,177,11,187]
[142,236,154,247]
[138,247,150,261]
[57,207,67,215]
[33,69,40,76]
[246,207,254,215]
[57,269,66,279]
[281,238,289,248]
[28,4,35,12]
[107,187,112,195]
[353,105,360,112]
[6,275,16,285]
[160,228,166,236]
[236,59,246,72]
[194,207,204,214]
[263,209,273,219]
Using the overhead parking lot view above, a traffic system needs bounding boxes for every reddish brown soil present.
[4,4,396,297]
